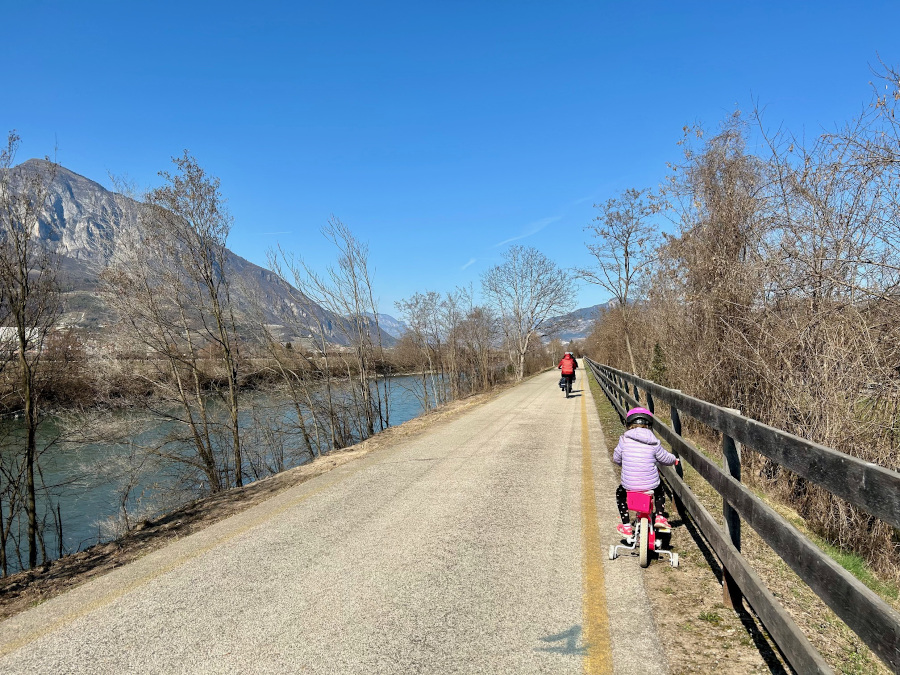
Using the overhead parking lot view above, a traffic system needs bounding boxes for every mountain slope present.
[14,159,392,346]
[366,312,407,339]
[545,301,614,342]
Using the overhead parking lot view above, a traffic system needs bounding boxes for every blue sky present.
[3,1,899,314]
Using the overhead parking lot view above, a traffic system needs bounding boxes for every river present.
[1,374,435,575]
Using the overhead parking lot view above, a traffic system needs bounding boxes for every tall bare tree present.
[149,153,243,487]
[396,291,444,409]
[104,152,243,491]
[457,293,499,392]
[267,218,389,446]
[579,188,658,374]
[482,245,574,381]
[0,132,61,568]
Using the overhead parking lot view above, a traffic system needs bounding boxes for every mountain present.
[366,312,407,339]
[544,301,615,342]
[12,159,393,346]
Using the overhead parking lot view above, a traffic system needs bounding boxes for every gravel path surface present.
[0,367,665,674]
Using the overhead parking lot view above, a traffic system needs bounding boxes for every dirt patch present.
[0,386,510,622]
[586,369,893,675]
[641,512,791,675]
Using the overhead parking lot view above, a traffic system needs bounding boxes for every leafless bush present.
[585,90,900,578]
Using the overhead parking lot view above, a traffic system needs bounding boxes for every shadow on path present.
[535,625,587,656]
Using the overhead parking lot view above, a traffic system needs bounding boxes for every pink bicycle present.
[608,490,679,568]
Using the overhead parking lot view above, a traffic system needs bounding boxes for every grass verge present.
[585,367,892,675]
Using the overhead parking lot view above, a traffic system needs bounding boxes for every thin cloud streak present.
[493,216,562,247]
[461,257,477,270]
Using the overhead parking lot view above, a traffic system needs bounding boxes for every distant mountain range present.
[366,303,608,344]
[10,159,611,347]
[545,301,614,342]
[12,159,393,346]
[365,312,408,339]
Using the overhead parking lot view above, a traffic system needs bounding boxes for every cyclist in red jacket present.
[558,352,578,393]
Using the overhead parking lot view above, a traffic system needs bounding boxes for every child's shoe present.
[654,515,671,529]
[616,523,634,537]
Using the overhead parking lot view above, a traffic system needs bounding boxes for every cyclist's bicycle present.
[559,374,574,398]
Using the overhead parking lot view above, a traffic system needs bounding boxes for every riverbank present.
[0,383,513,621]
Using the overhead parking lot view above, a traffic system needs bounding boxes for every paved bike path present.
[0,367,666,674]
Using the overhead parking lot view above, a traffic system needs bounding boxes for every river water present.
[2,375,434,575]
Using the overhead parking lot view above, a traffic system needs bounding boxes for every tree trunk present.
[224,349,242,488]
[622,306,638,375]
[21,348,37,569]
[624,330,638,376]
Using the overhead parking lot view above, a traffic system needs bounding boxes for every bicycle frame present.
[609,490,678,567]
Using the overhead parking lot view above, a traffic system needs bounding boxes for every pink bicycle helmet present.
[625,407,653,428]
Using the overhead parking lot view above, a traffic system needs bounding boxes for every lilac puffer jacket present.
[613,427,678,491]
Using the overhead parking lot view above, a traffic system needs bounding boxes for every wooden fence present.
[585,358,900,674]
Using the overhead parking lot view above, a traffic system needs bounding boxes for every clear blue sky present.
[3,1,898,314]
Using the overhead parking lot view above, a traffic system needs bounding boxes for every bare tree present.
[396,291,444,409]
[148,153,244,487]
[245,261,333,457]
[481,245,574,381]
[103,152,243,491]
[458,295,500,391]
[0,132,61,569]
[579,188,658,374]
[583,96,900,580]
[317,218,389,436]
[266,218,389,448]
[439,289,465,399]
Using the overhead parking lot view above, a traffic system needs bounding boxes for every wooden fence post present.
[633,383,640,404]
[646,391,654,414]
[669,393,686,518]
[722,408,743,611]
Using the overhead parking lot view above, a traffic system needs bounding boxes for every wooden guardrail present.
[585,358,900,674]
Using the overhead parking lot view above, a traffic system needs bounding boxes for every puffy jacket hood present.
[623,427,658,445]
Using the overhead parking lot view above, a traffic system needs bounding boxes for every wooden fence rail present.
[585,358,900,674]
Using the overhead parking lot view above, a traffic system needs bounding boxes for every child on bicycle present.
[613,407,679,536]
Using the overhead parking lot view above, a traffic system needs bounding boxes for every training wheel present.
[608,545,617,560]
[670,552,679,568]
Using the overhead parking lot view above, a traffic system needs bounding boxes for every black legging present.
[616,484,667,524]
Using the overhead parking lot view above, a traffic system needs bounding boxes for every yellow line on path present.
[581,390,613,674]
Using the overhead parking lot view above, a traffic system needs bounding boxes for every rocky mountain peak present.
[8,160,393,346]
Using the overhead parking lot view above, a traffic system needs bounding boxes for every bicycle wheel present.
[639,517,650,568]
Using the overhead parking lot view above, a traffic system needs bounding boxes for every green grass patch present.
[812,537,899,606]
[699,610,723,625]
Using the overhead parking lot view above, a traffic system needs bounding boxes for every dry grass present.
[586,368,894,675]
